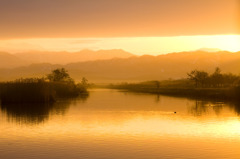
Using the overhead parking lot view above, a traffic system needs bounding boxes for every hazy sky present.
[0,0,239,38]
[0,0,239,54]
[1,35,240,55]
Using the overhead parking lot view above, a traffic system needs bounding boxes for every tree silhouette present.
[187,70,208,87]
[210,67,222,87]
[47,68,73,83]
[81,77,88,87]
[188,67,240,88]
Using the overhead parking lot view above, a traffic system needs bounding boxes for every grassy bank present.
[0,79,88,104]
[108,68,240,101]
[0,68,89,104]
[108,80,240,101]
[0,80,55,104]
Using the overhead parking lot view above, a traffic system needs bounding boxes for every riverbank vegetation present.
[0,68,89,104]
[109,68,240,101]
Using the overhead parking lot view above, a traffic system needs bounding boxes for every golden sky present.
[0,0,239,54]
[1,35,240,55]
[0,0,239,38]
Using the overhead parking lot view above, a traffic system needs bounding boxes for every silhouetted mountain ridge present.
[14,49,135,64]
[0,49,135,68]
[0,52,29,68]
[0,51,239,82]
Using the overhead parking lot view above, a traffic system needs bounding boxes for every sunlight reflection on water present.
[0,89,240,159]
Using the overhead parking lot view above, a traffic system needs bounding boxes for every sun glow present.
[0,35,239,55]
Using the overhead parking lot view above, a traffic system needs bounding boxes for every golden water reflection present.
[0,94,88,125]
[0,89,240,159]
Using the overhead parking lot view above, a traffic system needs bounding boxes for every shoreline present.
[108,86,240,102]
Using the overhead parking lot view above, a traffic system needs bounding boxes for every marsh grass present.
[0,80,55,104]
[0,78,88,104]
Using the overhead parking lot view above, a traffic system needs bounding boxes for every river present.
[0,89,240,159]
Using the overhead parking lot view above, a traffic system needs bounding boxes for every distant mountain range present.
[0,49,135,68]
[197,48,222,52]
[0,52,28,68]
[0,50,239,83]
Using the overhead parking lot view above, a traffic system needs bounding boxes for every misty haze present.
[0,0,240,159]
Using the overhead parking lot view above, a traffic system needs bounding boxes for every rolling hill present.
[14,49,135,64]
[0,49,135,69]
[0,52,29,68]
[0,51,239,83]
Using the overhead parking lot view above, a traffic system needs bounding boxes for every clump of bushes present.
[46,68,88,98]
[51,82,87,98]
[0,68,89,104]
[187,67,240,88]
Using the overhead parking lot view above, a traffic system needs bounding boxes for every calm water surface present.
[1,89,240,159]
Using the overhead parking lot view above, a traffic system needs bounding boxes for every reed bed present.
[0,79,88,104]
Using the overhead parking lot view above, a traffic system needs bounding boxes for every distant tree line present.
[107,67,240,101]
[187,67,240,88]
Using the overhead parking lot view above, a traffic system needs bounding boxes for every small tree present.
[188,70,199,87]
[47,68,73,83]
[210,67,222,87]
[81,77,88,87]
[187,70,209,87]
